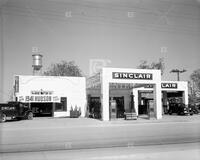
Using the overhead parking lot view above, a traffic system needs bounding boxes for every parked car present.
[0,102,33,122]
[168,103,193,116]
[188,103,200,114]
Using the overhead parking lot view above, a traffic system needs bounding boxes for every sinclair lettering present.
[161,83,177,89]
[113,72,153,80]
[144,83,178,89]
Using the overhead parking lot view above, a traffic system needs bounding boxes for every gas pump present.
[124,92,137,120]
[130,92,135,113]
[87,94,91,117]
[110,98,117,119]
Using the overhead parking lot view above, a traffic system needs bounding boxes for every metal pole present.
[170,69,186,81]
[0,8,4,102]
[177,71,180,81]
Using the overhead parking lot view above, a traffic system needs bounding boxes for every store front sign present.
[112,72,153,80]
[31,89,53,95]
[86,72,101,88]
[141,91,153,98]
[18,89,60,102]
[18,95,60,102]
[25,96,52,102]
[145,84,154,88]
[145,83,178,89]
[161,83,177,89]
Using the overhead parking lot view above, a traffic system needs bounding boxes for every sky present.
[0,0,200,101]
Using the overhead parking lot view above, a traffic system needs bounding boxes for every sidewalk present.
[110,114,200,124]
[1,114,200,130]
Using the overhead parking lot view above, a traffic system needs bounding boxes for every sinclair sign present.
[145,83,178,89]
[112,72,153,80]
[161,83,177,89]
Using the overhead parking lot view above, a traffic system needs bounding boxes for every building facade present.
[87,68,189,121]
[13,68,189,121]
[14,75,86,118]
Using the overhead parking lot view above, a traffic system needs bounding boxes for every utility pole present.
[170,69,186,81]
[0,8,4,102]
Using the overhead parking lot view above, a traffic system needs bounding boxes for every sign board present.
[145,83,178,89]
[31,89,53,95]
[161,83,177,89]
[18,89,60,102]
[89,59,111,76]
[14,76,19,93]
[112,72,153,80]
[141,92,154,99]
[18,95,60,103]
[86,72,101,88]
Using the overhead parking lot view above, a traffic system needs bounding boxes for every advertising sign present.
[112,72,153,80]
[161,83,177,89]
[145,83,178,89]
[18,89,60,103]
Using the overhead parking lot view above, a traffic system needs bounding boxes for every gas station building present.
[87,68,188,121]
[14,67,189,121]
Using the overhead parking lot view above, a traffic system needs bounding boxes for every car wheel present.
[0,114,6,123]
[27,112,33,120]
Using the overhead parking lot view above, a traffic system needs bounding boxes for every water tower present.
[32,54,43,75]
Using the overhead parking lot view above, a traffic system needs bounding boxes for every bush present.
[70,106,81,118]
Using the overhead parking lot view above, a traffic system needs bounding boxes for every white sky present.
[0,0,200,101]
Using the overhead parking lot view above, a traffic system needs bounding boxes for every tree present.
[43,61,83,77]
[137,58,165,75]
[190,69,200,92]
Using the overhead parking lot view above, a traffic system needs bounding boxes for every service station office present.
[87,67,188,121]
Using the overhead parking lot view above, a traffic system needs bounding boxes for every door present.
[113,97,125,118]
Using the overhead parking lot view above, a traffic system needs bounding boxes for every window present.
[55,97,67,111]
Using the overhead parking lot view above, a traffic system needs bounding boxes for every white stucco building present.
[14,75,86,118]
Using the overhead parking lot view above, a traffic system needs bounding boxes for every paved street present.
[1,142,200,160]
[0,115,200,153]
